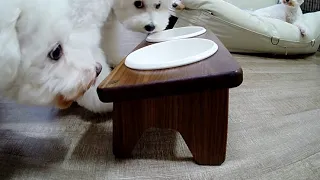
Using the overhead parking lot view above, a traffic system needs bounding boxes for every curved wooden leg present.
[112,89,229,165]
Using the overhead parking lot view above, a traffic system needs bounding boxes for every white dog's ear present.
[0,8,21,90]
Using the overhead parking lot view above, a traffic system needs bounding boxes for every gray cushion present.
[301,0,320,13]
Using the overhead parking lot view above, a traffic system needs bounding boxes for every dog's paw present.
[298,26,307,37]
[76,86,113,113]
[76,65,113,113]
[294,23,308,37]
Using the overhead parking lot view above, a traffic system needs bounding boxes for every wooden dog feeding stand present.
[97,31,243,165]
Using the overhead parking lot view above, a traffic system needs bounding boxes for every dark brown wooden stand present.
[97,31,243,165]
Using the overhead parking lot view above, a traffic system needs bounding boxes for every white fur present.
[103,0,170,67]
[172,0,186,10]
[0,0,170,113]
[252,0,308,36]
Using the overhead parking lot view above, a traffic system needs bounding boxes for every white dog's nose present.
[144,23,155,32]
[95,63,102,77]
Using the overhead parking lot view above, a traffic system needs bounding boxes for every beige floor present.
[0,52,320,180]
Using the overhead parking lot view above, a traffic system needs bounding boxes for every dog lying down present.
[0,0,170,113]
[172,0,308,36]
[252,0,308,36]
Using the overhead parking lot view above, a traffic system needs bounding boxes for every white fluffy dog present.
[102,0,170,67]
[0,0,170,113]
[171,0,308,36]
[252,0,307,36]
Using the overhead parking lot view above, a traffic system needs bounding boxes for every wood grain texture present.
[113,89,229,165]
[97,31,243,103]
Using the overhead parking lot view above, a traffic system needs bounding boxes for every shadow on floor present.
[56,103,113,124]
[68,123,113,162]
[132,128,194,162]
[232,52,316,60]
[0,130,69,180]
[70,126,193,164]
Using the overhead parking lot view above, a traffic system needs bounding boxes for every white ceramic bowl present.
[125,38,218,70]
[146,26,207,43]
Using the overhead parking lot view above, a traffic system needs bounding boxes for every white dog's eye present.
[155,3,161,9]
[134,1,145,9]
[48,44,63,61]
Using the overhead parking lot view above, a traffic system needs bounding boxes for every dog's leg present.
[76,48,113,113]
[293,21,308,37]
[101,10,147,68]
[101,11,122,68]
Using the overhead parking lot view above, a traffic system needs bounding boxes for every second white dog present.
[252,0,308,36]
[78,0,171,112]
[102,0,170,67]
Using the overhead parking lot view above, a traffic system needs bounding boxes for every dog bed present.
[170,0,320,55]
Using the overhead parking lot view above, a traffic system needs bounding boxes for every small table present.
[97,30,243,165]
